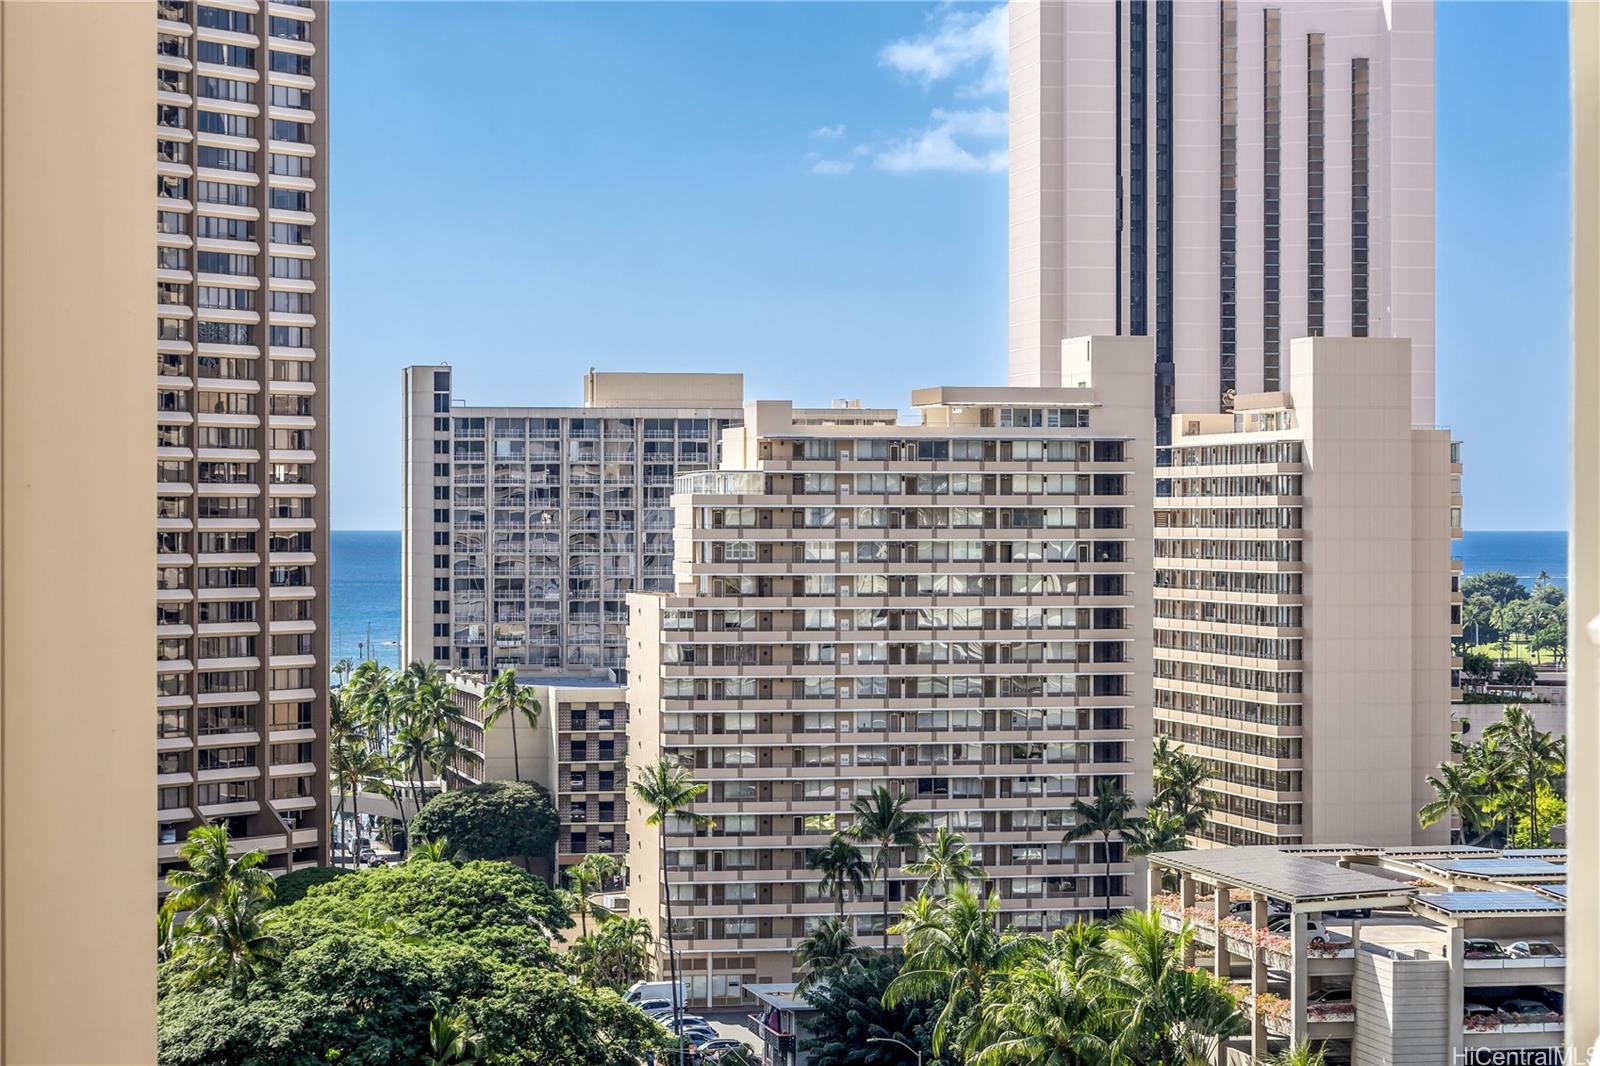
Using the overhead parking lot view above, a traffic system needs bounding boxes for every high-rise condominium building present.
[1008,0,1435,435]
[400,368,745,676]
[402,368,890,678]
[1154,337,1461,848]
[625,338,1152,1008]
[156,0,330,882]
[0,3,157,1058]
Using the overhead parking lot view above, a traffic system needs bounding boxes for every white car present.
[1267,914,1351,947]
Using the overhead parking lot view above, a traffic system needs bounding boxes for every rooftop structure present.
[1148,844,1569,1065]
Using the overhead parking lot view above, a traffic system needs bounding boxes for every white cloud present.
[812,123,847,138]
[810,158,857,176]
[874,107,1008,174]
[879,5,1007,96]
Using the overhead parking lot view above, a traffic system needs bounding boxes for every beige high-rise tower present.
[156,0,331,882]
[1009,0,1436,438]
[626,337,1154,1008]
[0,2,158,1060]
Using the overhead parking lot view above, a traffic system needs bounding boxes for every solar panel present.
[1426,858,1566,878]
[1535,883,1568,900]
[1151,847,1414,901]
[1413,891,1564,915]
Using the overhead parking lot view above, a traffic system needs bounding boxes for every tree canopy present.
[158,860,664,1066]
[263,866,352,909]
[800,953,946,1066]
[410,780,559,865]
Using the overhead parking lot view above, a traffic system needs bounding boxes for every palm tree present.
[425,723,482,791]
[845,785,928,951]
[173,881,282,996]
[422,1004,489,1065]
[904,825,987,896]
[331,737,390,867]
[480,668,542,783]
[163,823,275,917]
[1418,761,1488,843]
[566,853,621,936]
[333,656,355,688]
[1098,910,1246,1065]
[569,916,655,991]
[1268,1043,1328,1066]
[807,833,870,921]
[884,884,1031,1055]
[1063,779,1137,918]
[1483,705,1564,843]
[1122,808,1190,891]
[632,757,709,1066]
[795,917,865,993]
[967,923,1111,1066]
[408,836,457,864]
[1152,742,1213,836]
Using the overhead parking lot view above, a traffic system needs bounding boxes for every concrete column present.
[1146,858,1162,905]
[1291,917,1310,1042]
[1250,896,1269,1059]
[1213,885,1232,980]
[1446,924,1465,1065]
[1180,873,1197,967]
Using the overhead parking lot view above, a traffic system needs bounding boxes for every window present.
[197,145,255,172]
[269,84,312,109]
[198,180,254,206]
[270,119,309,143]
[269,15,308,39]
[196,215,255,241]
[270,256,313,279]
[197,5,254,32]
[196,111,254,137]
[1351,56,1370,336]
[197,251,256,276]
[270,187,310,211]
[270,153,313,178]
[197,75,253,102]
[270,51,312,76]
[269,222,313,245]
[196,40,255,68]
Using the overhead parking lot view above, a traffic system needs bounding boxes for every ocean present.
[330,530,403,670]
[327,528,1571,676]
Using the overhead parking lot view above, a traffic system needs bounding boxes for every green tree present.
[566,853,621,937]
[1122,808,1190,878]
[331,737,391,867]
[846,785,929,952]
[1461,651,1496,690]
[408,837,460,864]
[966,922,1112,1066]
[171,881,282,996]
[411,781,559,868]
[904,826,987,896]
[265,866,352,909]
[632,756,709,1062]
[800,953,942,1066]
[1151,739,1213,836]
[1266,1043,1327,1066]
[1510,784,1567,848]
[422,1005,490,1065]
[1063,779,1137,918]
[1097,910,1246,1065]
[1418,761,1488,843]
[1498,660,1538,690]
[796,917,866,993]
[163,823,275,918]
[808,833,871,920]
[1462,594,1502,647]
[885,885,1030,1055]
[1461,570,1528,608]
[1532,623,1567,665]
[480,669,543,784]
[1483,705,1564,842]
[568,916,654,991]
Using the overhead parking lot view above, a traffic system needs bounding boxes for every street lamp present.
[867,1036,922,1066]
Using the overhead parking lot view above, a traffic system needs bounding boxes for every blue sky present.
[330,1,1570,532]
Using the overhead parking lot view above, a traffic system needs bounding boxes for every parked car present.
[634,999,673,1015]
[1497,998,1561,1023]
[697,1040,748,1054]
[1306,984,1352,1005]
[1506,939,1564,959]
[1267,914,1351,947]
[626,980,687,1005]
[1230,898,1290,918]
[1326,907,1372,919]
[1463,937,1507,959]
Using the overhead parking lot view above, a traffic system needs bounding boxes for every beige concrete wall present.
[1290,337,1445,845]
[1568,1,1599,1054]
[584,371,743,409]
[623,597,665,967]
[0,1,157,1061]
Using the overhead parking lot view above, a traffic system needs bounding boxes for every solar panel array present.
[1413,891,1564,915]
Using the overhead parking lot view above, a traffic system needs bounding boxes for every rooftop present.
[1414,857,1567,881]
[1151,847,1416,903]
[1411,891,1566,918]
[745,983,812,1013]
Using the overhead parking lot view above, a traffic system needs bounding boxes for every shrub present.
[411,781,558,864]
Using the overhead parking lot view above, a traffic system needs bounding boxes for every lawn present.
[1464,642,1564,666]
